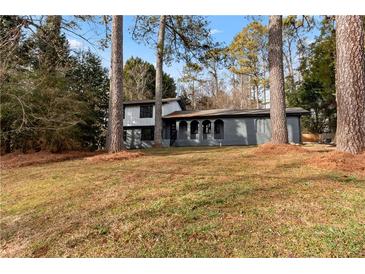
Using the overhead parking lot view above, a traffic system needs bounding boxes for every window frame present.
[139,105,153,118]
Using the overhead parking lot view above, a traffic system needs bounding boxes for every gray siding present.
[124,116,302,148]
[174,116,301,147]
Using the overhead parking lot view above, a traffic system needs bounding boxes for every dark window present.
[141,127,154,141]
[202,120,211,134]
[123,130,127,141]
[140,105,153,118]
[214,119,224,139]
[178,121,188,139]
[190,120,199,139]
[202,120,211,140]
[123,106,125,119]
[214,126,220,134]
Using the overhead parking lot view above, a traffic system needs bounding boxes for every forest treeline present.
[0,16,177,153]
[178,16,338,135]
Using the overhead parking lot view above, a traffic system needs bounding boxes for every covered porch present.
[167,119,225,147]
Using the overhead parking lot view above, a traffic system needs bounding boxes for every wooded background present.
[1,16,364,154]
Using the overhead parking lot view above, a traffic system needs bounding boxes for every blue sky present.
[65,15,321,82]
[66,16,269,80]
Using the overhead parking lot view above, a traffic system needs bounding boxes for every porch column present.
[210,120,215,140]
[176,120,180,140]
[187,120,191,140]
[199,120,203,142]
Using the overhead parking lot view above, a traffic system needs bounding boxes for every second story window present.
[123,106,125,119]
[140,105,153,118]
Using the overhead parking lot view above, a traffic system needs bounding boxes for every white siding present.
[162,101,181,116]
[123,101,181,127]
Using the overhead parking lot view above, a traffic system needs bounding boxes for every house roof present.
[163,107,309,119]
[123,97,181,106]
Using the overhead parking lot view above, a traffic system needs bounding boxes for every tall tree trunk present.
[283,39,295,93]
[240,74,244,108]
[107,15,124,152]
[154,15,166,147]
[192,81,196,110]
[335,16,365,154]
[262,56,267,109]
[213,67,219,97]
[269,15,288,144]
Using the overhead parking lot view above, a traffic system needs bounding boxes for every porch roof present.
[163,107,309,119]
[123,97,181,105]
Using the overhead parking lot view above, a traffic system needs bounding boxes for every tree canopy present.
[227,21,268,108]
[287,17,337,134]
[123,57,176,100]
[0,16,110,153]
[131,16,216,64]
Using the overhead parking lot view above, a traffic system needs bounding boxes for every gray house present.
[123,97,309,149]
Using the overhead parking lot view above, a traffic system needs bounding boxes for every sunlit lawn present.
[1,146,364,257]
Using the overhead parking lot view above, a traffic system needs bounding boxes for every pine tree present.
[227,21,268,109]
[268,15,288,144]
[153,16,167,147]
[107,15,124,152]
[335,16,365,154]
[131,15,214,147]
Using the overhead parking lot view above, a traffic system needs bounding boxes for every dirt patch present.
[0,151,98,169]
[308,151,365,175]
[85,151,144,163]
[255,143,309,155]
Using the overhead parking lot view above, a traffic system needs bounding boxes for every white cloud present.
[210,28,223,35]
[68,39,84,50]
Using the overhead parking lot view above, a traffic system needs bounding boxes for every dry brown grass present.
[0,150,144,169]
[255,143,309,155]
[308,151,365,176]
[0,151,98,169]
[85,151,144,162]
[1,145,364,258]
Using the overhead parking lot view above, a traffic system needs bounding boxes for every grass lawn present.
[1,146,365,257]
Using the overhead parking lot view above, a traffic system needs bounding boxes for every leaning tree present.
[268,15,288,144]
[335,16,365,154]
[131,16,215,147]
